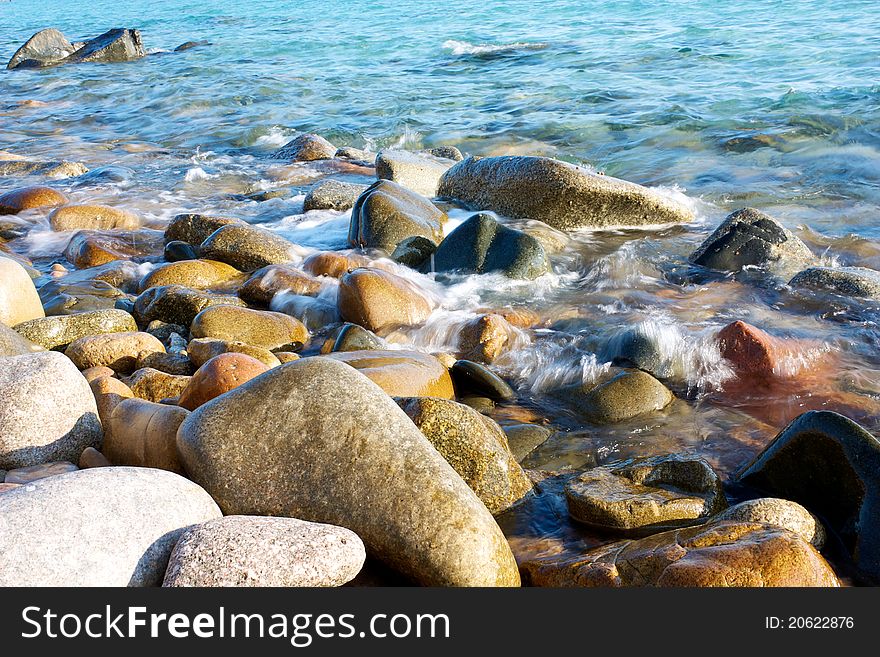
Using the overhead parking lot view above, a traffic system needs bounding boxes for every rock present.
[0,467,221,586]
[0,322,43,356]
[398,397,532,514]
[176,357,519,586]
[337,267,434,332]
[178,353,268,411]
[789,266,880,299]
[438,156,695,230]
[49,205,139,231]
[200,223,299,271]
[124,367,191,403]
[164,213,244,246]
[4,461,78,484]
[326,349,454,398]
[139,259,243,292]
[690,208,814,275]
[0,160,88,178]
[428,146,464,161]
[716,320,791,381]
[460,395,495,415]
[89,374,134,424]
[187,337,281,369]
[82,365,116,382]
[577,370,673,423]
[348,180,446,253]
[565,455,726,534]
[715,498,825,548]
[136,350,193,376]
[7,28,76,70]
[303,179,368,212]
[62,28,145,64]
[450,360,515,401]
[0,351,102,469]
[173,40,210,52]
[133,284,247,326]
[41,279,130,315]
[13,309,137,350]
[431,213,549,280]
[65,331,165,374]
[302,250,372,278]
[335,146,374,164]
[103,398,189,472]
[458,313,517,363]
[63,229,164,268]
[0,256,45,326]
[274,134,336,161]
[271,292,339,332]
[521,520,839,587]
[146,320,189,344]
[190,305,309,351]
[163,516,366,587]
[331,323,385,352]
[0,186,68,214]
[238,264,322,305]
[274,352,300,363]
[504,424,552,461]
[376,150,455,197]
[79,446,111,468]
[738,410,880,583]
[390,235,436,268]
[164,240,199,262]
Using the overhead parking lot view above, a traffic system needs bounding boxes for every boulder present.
[738,410,880,583]
[690,208,814,275]
[13,308,137,350]
[139,259,243,292]
[0,186,68,214]
[331,323,385,352]
[103,398,189,472]
[348,180,445,252]
[337,267,434,332]
[326,349,454,398]
[62,28,145,64]
[238,264,322,305]
[431,213,548,279]
[303,179,368,212]
[133,284,247,326]
[302,250,373,278]
[521,520,839,587]
[178,353,269,411]
[0,467,221,586]
[187,337,281,369]
[164,213,244,246]
[190,305,309,351]
[4,461,78,484]
[450,360,515,401]
[504,424,552,461]
[458,313,518,363]
[789,266,880,299]
[163,516,366,587]
[0,256,44,326]
[274,134,337,161]
[89,374,134,425]
[65,331,165,373]
[0,351,102,469]
[576,370,673,423]
[715,498,825,548]
[270,292,339,332]
[124,367,191,403]
[49,205,140,231]
[398,397,532,514]
[176,357,519,586]
[63,229,164,268]
[199,223,299,271]
[565,454,726,534]
[438,156,694,230]
[376,150,455,197]
[0,322,43,356]
[7,28,76,70]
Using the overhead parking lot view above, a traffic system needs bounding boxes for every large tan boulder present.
[326,349,454,398]
[0,256,44,326]
[337,267,434,332]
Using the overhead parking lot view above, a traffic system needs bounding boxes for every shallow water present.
[2,0,880,581]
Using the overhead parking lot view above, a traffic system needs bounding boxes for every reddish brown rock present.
[103,398,189,473]
[178,353,269,411]
[88,374,134,424]
[78,446,111,469]
[0,186,68,214]
[302,251,373,278]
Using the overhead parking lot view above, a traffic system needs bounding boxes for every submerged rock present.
[62,28,146,65]
[431,213,549,280]
[438,156,694,230]
[49,204,140,231]
[576,370,674,423]
[348,180,445,252]
[63,229,164,268]
[0,256,44,326]
[789,266,880,300]
[376,149,456,197]
[303,179,368,212]
[337,267,435,332]
[0,160,87,178]
[7,28,76,70]
[0,186,68,214]
[13,308,137,350]
[176,357,520,586]
[274,134,336,161]
[326,349,454,398]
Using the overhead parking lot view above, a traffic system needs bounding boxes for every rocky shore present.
[2,28,879,587]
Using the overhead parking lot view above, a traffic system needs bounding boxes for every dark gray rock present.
[451,360,515,401]
[7,28,75,70]
[164,240,199,262]
[391,235,437,268]
[789,266,880,300]
[62,28,145,64]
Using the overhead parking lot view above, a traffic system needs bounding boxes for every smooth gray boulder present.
[0,351,102,469]
[163,516,366,587]
[303,179,368,212]
[376,150,455,197]
[789,266,880,299]
[62,28,145,64]
[576,369,674,424]
[7,28,75,70]
[200,224,300,271]
[348,179,445,252]
[176,357,520,586]
[0,467,221,586]
[438,156,694,230]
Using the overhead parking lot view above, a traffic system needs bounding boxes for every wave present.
[442,39,548,57]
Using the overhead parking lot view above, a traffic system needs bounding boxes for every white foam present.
[442,39,548,56]
[255,126,293,149]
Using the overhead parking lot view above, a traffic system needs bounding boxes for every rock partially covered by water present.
[348,180,445,253]
[0,160,88,178]
[690,208,814,275]
[376,150,456,197]
[521,520,839,587]
[0,467,221,586]
[176,357,520,586]
[190,305,309,351]
[239,265,322,306]
[63,229,164,268]
[103,398,188,472]
[164,213,244,246]
[738,410,880,583]
[163,516,366,587]
[0,256,44,326]
[715,498,825,548]
[274,134,336,161]
[0,186,68,214]
[399,397,532,514]
[178,353,269,411]
[62,28,146,65]
[133,284,247,326]
[331,323,386,352]
[49,205,140,231]
[303,179,368,212]
[789,266,880,300]
[438,156,694,230]
[14,308,137,350]
[326,349,454,398]
[337,267,435,332]
[7,28,76,70]
[200,223,300,271]
[432,213,548,280]
[576,370,674,423]
[0,351,102,469]
[451,360,515,401]
[458,313,518,363]
[565,454,726,534]
[716,320,789,381]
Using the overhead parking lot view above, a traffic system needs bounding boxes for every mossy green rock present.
[14,309,137,350]
[133,285,247,327]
